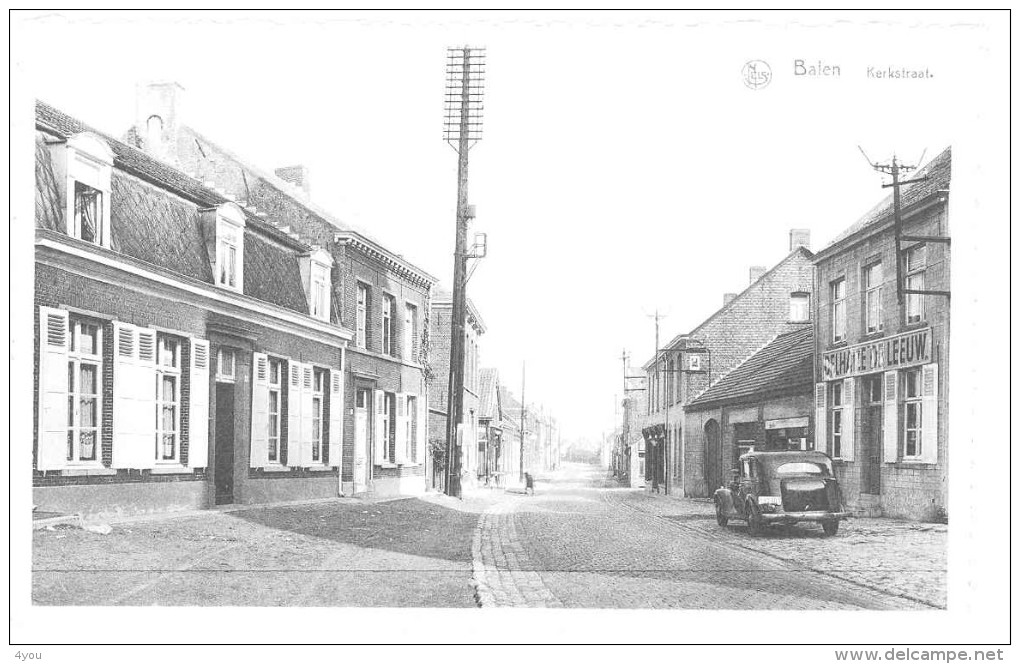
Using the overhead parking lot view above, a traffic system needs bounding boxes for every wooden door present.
[704,419,722,492]
[354,388,370,493]
[214,383,235,505]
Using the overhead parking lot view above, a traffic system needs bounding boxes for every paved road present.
[34,463,933,608]
[473,464,929,609]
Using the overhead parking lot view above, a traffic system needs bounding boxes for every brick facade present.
[812,153,950,521]
[33,101,350,518]
[427,299,484,489]
[639,244,816,497]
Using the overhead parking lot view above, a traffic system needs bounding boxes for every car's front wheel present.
[746,501,764,536]
[715,501,728,527]
[822,520,839,536]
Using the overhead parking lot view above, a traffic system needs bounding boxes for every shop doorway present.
[704,419,721,492]
[862,375,883,495]
[354,387,372,493]
[214,383,235,505]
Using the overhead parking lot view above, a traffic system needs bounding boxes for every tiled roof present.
[824,147,951,250]
[35,100,311,314]
[645,246,813,368]
[478,368,499,420]
[183,126,437,285]
[35,100,309,252]
[686,327,814,410]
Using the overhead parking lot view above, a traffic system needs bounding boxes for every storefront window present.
[904,368,923,458]
[829,381,844,458]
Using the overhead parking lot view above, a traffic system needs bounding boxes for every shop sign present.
[822,328,931,380]
[765,416,809,430]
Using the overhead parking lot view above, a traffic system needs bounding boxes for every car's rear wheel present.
[715,500,728,527]
[822,520,839,536]
[746,501,764,536]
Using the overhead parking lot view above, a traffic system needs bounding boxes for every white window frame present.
[382,392,394,463]
[831,278,847,343]
[829,380,844,459]
[356,283,369,349]
[864,262,883,334]
[268,358,282,463]
[311,266,328,321]
[382,293,396,356]
[790,292,810,323]
[311,368,325,464]
[155,335,182,464]
[407,395,417,463]
[67,318,103,466]
[905,245,927,325]
[903,368,923,459]
[216,347,236,382]
[65,133,114,248]
[302,249,333,322]
[215,204,246,293]
[404,302,418,362]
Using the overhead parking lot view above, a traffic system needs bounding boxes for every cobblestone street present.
[33,464,945,609]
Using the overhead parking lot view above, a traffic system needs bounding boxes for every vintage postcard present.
[8,9,1011,656]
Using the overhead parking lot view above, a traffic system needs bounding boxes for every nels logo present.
[742,60,772,90]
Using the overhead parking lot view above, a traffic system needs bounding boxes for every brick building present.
[128,83,436,497]
[477,368,505,483]
[34,101,350,518]
[498,387,534,483]
[427,287,485,490]
[812,148,950,520]
[639,231,815,497]
[684,327,815,495]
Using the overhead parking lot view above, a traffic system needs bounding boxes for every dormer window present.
[65,133,114,247]
[204,203,246,293]
[300,248,333,322]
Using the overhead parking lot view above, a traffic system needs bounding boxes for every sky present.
[11,10,1002,444]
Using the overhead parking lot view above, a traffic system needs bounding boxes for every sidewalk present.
[615,488,947,608]
[33,493,482,606]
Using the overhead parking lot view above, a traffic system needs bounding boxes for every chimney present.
[275,165,310,196]
[789,228,811,251]
[723,293,737,305]
[135,81,185,162]
[749,265,767,284]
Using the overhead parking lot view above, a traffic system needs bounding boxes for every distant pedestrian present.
[524,472,535,496]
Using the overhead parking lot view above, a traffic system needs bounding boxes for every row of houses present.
[613,147,950,521]
[31,84,556,518]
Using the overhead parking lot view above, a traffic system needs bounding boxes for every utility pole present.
[859,147,951,306]
[519,361,526,483]
[443,46,485,498]
[647,310,667,494]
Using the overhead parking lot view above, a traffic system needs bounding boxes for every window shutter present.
[883,371,899,463]
[137,329,156,365]
[300,365,314,467]
[111,321,135,468]
[188,338,210,468]
[250,353,270,467]
[920,364,939,464]
[813,383,826,455]
[111,322,156,469]
[394,393,408,464]
[327,370,343,469]
[841,377,855,461]
[374,389,386,464]
[37,307,70,470]
[416,393,427,464]
[287,361,303,467]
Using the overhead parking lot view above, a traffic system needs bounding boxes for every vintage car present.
[713,450,850,536]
